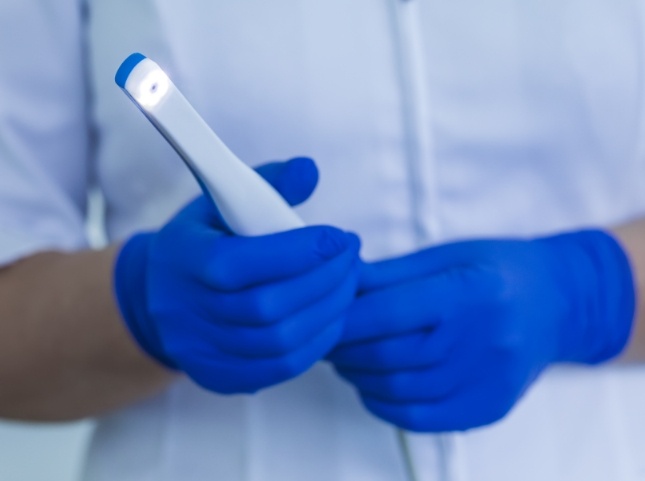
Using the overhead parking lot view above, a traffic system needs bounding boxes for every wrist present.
[114,233,177,369]
[541,229,636,364]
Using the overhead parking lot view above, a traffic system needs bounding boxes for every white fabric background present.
[0,421,92,481]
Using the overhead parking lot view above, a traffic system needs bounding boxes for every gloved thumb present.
[255,157,319,206]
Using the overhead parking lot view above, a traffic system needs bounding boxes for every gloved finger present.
[361,387,514,433]
[205,268,359,357]
[204,227,360,291]
[178,317,345,394]
[359,241,483,293]
[255,157,319,206]
[328,329,455,372]
[335,339,479,403]
[172,225,360,291]
[193,233,360,325]
[340,267,488,344]
[337,362,463,404]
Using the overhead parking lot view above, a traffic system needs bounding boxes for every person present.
[1,1,645,480]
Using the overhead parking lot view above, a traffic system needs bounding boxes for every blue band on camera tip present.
[115,53,147,88]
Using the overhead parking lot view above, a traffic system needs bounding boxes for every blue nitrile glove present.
[115,157,361,394]
[328,230,635,432]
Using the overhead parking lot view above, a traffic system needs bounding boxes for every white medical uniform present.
[3,0,645,480]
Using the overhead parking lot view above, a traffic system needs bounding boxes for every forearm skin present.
[0,246,174,422]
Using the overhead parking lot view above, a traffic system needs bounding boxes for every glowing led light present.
[134,68,170,109]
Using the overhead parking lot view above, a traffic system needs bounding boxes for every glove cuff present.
[543,229,636,364]
[114,233,177,369]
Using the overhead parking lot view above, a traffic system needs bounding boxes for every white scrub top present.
[3,1,645,480]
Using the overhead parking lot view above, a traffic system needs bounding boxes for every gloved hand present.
[329,230,635,432]
[115,157,361,394]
